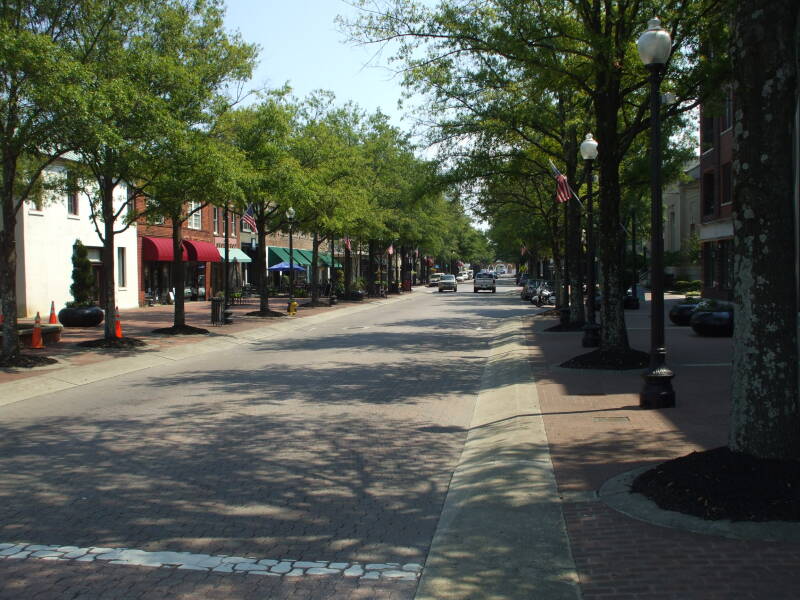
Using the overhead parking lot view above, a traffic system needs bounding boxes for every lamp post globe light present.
[637,17,675,408]
[580,133,601,347]
[286,207,295,311]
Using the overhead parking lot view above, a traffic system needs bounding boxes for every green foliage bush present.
[673,279,702,293]
[68,240,95,307]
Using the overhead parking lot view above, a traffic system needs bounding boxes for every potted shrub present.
[58,240,105,327]
[690,298,734,336]
[350,277,365,301]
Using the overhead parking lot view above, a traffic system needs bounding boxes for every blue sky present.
[223,1,411,129]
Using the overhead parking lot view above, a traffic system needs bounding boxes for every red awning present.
[183,239,222,263]
[141,236,187,262]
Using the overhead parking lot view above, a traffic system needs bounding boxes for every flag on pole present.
[387,244,394,255]
[521,244,528,256]
[548,159,582,206]
[242,204,258,232]
[344,237,352,252]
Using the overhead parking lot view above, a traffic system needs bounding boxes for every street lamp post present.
[329,236,337,306]
[581,133,600,347]
[631,210,640,309]
[638,17,675,408]
[286,207,295,311]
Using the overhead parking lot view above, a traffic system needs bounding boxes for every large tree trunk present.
[344,242,352,297]
[101,176,118,340]
[595,81,630,352]
[172,219,186,328]
[311,232,320,303]
[368,239,377,296]
[0,151,19,363]
[257,226,269,313]
[728,0,800,459]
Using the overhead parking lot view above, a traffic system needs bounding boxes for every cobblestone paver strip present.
[0,542,420,581]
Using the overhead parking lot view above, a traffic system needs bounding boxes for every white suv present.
[474,272,496,293]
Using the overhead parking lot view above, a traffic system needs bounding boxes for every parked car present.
[474,272,496,293]
[438,274,458,293]
[456,273,466,282]
[517,273,530,286]
[428,272,445,287]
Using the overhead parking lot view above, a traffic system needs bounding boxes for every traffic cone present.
[114,307,123,339]
[30,312,45,349]
[48,301,58,324]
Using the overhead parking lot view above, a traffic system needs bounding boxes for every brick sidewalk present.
[1,293,403,385]
[526,298,800,599]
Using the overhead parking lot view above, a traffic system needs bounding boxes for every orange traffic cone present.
[30,312,45,349]
[114,307,123,339]
[49,301,58,324]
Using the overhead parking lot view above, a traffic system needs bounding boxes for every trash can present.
[211,297,224,325]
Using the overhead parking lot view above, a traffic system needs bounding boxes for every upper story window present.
[66,172,79,216]
[720,163,732,205]
[721,90,733,132]
[702,172,716,217]
[701,115,715,153]
[213,206,219,234]
[188,201,202,230]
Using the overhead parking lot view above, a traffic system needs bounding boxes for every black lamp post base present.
[582,322,601,347]
[640,362,675,409]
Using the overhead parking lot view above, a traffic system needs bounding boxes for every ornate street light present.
[637,17,675,408]
[580,133,600,347]
[286,206,295,311]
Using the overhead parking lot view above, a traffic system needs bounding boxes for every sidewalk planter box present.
[349,290,364,301]
[690,299,734,337]
[669,298,702,326]
[58,306,105,328]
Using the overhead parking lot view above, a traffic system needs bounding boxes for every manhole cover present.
[592,416,630,422]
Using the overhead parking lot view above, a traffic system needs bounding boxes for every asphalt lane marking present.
[0,542,420,581]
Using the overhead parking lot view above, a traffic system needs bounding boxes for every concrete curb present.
[600,465,800,543]
[0,292,415,408]
[415,317,580,600]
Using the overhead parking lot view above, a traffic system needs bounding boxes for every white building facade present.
[14,159,139,318]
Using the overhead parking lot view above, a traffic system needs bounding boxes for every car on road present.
[438,274,458,292]
[456,273,466,282]
[428,272,445,287]
[474,272,496,293]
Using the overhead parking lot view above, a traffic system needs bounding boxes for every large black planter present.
[669,301,701,326]
[690,300,734,337]
[58,306,105,327]
[349,290,365,302]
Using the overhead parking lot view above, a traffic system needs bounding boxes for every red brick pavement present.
[526,298,800,599]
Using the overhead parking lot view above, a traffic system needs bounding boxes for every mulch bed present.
[245,310,286,318]
[0,354,59,368]
[632,446,800,522]
[76,337,147,348]
[152,325,208,335]
[560,347,650,370]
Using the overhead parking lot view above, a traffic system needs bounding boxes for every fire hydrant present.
[287,300,298,315]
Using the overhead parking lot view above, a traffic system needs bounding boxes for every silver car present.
[438,274,458,292]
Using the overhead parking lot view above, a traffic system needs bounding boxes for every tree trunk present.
[257,226,269,313]
[567,155,585,324]
[311,232,320,303]
[728,0,800,459]
[172,219,186,328]
[0,151,19,363]
[101,176,118,340]
[368,239,377,296]
[344,242,352,297]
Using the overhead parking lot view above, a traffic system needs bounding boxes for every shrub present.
[690,280,702,291]
[68,240,96,307]
[674,280,691,292]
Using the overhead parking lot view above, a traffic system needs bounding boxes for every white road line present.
[0,542,420,581]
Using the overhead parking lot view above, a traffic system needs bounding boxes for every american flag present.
[344,237,352,251]
[549,159,580,206]
[555,174,571,204]
[387,244,394,255]
[242,204,258,232]
[521,244,528,256]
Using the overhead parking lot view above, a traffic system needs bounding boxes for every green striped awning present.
[267,247,311,267]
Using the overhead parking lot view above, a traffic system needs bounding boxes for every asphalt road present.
[0,277,533,599]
